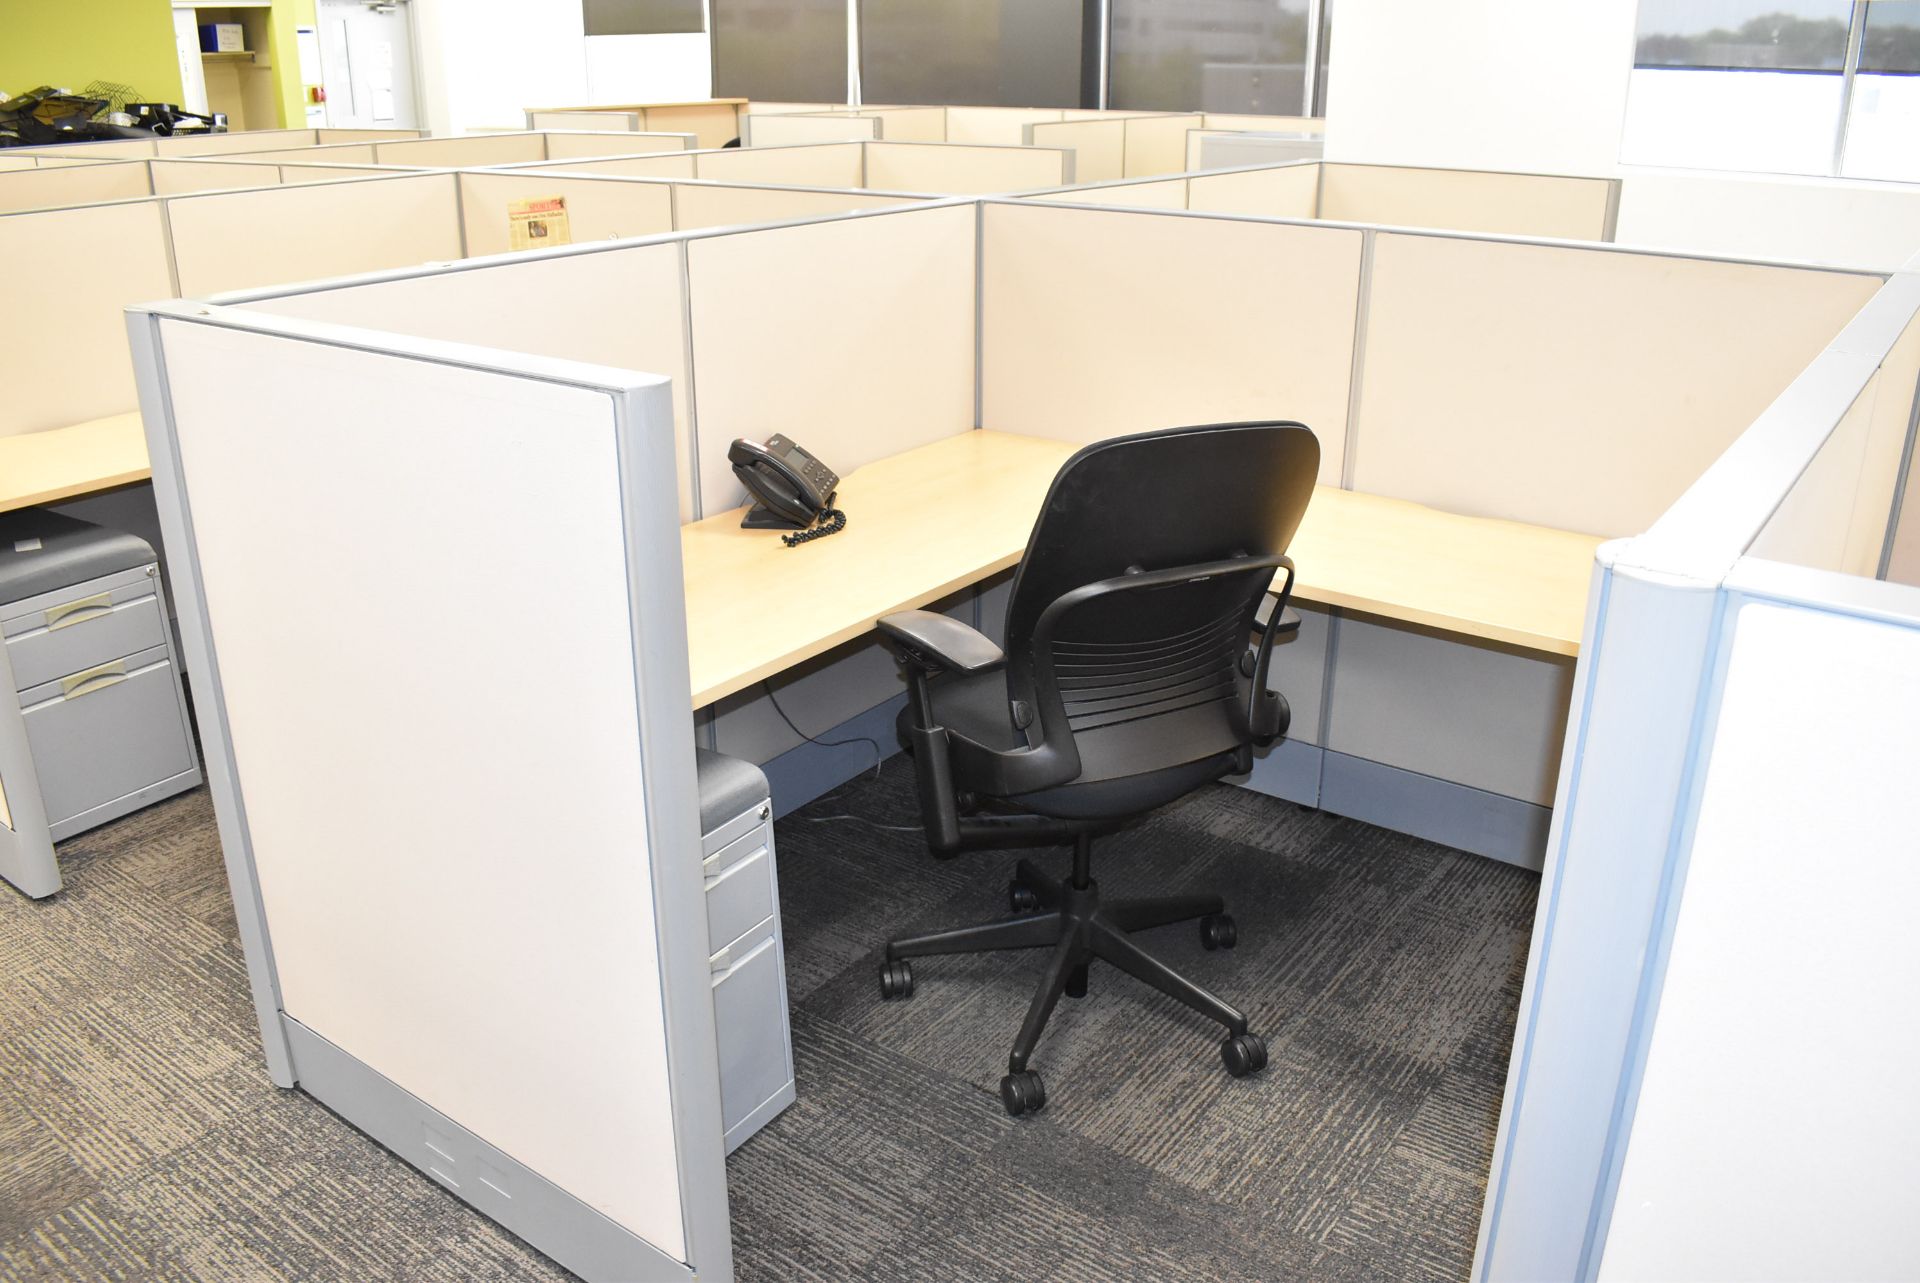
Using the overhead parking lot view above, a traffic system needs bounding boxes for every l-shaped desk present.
[3,424,1600,710]
[684,428,1598,710]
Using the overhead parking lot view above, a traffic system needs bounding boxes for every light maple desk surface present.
[681,429,1603,709]
[0,413,151,514]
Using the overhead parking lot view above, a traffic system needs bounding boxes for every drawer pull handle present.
[61,662,128,700]
[46,594,114,630]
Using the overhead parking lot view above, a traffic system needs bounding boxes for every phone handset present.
[727,435,846,547]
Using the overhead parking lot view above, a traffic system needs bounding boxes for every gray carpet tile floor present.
[0,756,1536,1283]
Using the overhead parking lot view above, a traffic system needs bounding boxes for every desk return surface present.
[0,413,152,514]
[681,430,1602,709]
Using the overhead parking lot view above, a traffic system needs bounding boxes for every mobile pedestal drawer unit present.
[0,509,203,899]
[696,747,796,1151]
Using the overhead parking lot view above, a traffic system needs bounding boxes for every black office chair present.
[875,421,1317,1116]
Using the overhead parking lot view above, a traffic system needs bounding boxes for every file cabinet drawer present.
[4,581,167,694]
[710,925,792,1139]
[703,822,774,957]
[20,645,195,834]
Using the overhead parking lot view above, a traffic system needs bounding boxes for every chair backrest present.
[1003,421,1319,785]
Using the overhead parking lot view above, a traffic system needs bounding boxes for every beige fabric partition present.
[1318,165,1615,241]
[864,142,1068,194]
[671,184,924,231]
[0,161,151,212]
[373,134,548,167]
[1353,234,1883,535]
[1029,177,1190,211]
[544,130,694,160]
[745,113,880,146]
[527,110,640,132]
[148,160,285,196]
[167,174,465,298]
[1026,119,1128,183]
[685,204,977,514]
[530,153,699,180]
[1754,311,1920,577]
[641,103,743,149]
[275,163,413,184]
[980,202,1360,485]
[315,129,424,145]
[1187,164,1321,218]
[1122,113,1204,177]
[246,243,698,521]
[945,106,1063,145]
[0,201,174,436]
[235,143,381,165]
[860,106,946,142]
[694,143,864,188]
[1202,113,1324,135]
[158,128,317,155]
[6,138,156,160]
[457,173,674,256]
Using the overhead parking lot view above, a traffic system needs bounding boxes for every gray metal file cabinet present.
[695,748,796,1151]
[0,510,202,898]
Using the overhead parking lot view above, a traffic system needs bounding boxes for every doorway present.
[315,0,421,129]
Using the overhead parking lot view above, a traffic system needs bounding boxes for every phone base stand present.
[740,502,806,531]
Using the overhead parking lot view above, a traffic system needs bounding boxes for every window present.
[712,0,849,101]
[1624,1,1920,181]
[859,0,1085,108]
[1109,0,1318,114]
[583,0,705,36]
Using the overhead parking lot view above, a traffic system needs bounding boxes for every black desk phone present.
[728,435,846,546]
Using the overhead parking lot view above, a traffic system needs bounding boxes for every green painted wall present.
[0,1,185,106]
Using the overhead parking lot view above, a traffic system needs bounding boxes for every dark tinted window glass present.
[583,0,704,36]
[1110,0,1311,114]
[859,0,1084,108]
[712,0,849,101]
[1859,0,1920,73]
[1633,0,1851,70]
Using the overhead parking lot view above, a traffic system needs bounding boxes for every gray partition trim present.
[284,1018,693,1283]
[0,641,59,899]
[1319,751,1551,870]
[1473,554,1722,1282]
[126,306,295,1084]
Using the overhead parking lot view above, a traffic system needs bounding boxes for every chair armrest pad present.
[878,609,1005,673]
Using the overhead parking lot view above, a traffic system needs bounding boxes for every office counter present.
[682,429,1601,709]
[0,413,149,513]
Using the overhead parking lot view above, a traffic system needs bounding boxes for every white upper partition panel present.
[980,201,1361,486]
[1354,233,1884,535]
[149,314,692,1259]
[686,205,978,514]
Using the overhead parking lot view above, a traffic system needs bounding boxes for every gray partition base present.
[282,1018,693,1283]
[760,691,909,818]
[1238,741,1550,871]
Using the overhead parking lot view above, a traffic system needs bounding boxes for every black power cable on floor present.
[760,682,921,833]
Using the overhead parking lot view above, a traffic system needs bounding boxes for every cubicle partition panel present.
[1186,164,1321,218]
[0,160,155,212]
[127,303,732,1283]
[5,128,426,163]
[527,152,701,180]
[457,171,675,255]
[1318,165,1618,241]
[742,113,881,146]
[0,199,174,436]
[692,141,866,187]
[165,174,466,298]
[526,109,643,132]
[1473,260,1920,1283]
[524,102,748,149]
[1025,115,1187,183]
[145,159,287,196]
[667,180,929,230]
[545,130,698,159]
[862,141,1072,193]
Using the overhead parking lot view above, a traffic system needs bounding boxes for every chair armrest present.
[877,609,1005,674]
[1255,593,1302,639]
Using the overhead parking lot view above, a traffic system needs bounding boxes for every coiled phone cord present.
[782,507,846,547]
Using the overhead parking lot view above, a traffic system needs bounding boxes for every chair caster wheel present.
[1200,913,1238,951]
[1221,1032,1268,1078]
[878,958,914,1000]
[1009,881,1041,913]
[1000,1069,1047,1116]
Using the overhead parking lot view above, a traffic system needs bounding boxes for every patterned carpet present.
[0,758,1535,1283]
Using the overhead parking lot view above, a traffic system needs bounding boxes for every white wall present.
[412,0,590,135]
[1320,0,1637,175]
[585,34,713,102]
[1319,0,1920,271]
